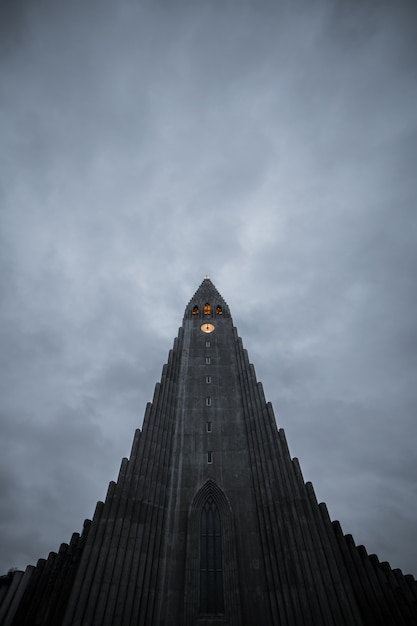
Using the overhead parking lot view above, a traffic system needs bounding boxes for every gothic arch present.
[184,480,242,626]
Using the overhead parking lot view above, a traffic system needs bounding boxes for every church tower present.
[1,278,416,625]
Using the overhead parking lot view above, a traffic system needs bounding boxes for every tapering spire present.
[2,278,417,626]
[184,276,230,318]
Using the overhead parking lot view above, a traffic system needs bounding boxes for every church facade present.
[1,278,416,625]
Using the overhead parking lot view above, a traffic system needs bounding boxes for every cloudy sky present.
[1,0,416,578]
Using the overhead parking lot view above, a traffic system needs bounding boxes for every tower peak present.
[185,277,230,319]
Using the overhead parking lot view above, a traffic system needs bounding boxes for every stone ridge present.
[185,277,230,315]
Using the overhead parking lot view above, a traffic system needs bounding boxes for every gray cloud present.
[1,0,416,576]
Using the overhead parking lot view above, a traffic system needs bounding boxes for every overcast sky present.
[1,0,416,578]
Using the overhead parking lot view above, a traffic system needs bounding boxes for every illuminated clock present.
[201,323,215,333]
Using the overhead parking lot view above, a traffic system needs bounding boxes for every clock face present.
[201,323,215,333]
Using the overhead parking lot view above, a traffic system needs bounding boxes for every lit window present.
[207,451,213,464]
[207,421,212,432]
[192,305,199,315]
[205,357,211,364]
[206,376,211,384]
[215,305,223,315]
[206,397,211,406]
[204,303,211,315]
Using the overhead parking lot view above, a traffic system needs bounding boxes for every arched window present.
[215,305,223,315]
[192,305,199,315]
[200,497,224,615]
[204,303,211,316]
[184,480,242,624]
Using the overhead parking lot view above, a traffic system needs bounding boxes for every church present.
[1,278,416,625]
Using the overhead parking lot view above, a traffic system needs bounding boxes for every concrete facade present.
[1,278,417,625]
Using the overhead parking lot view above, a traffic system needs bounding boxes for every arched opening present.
[184,480,242,626]
[204,303,211,315]
[215,305,223,315]
[192,305,200,315]
[200,497,224,615]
